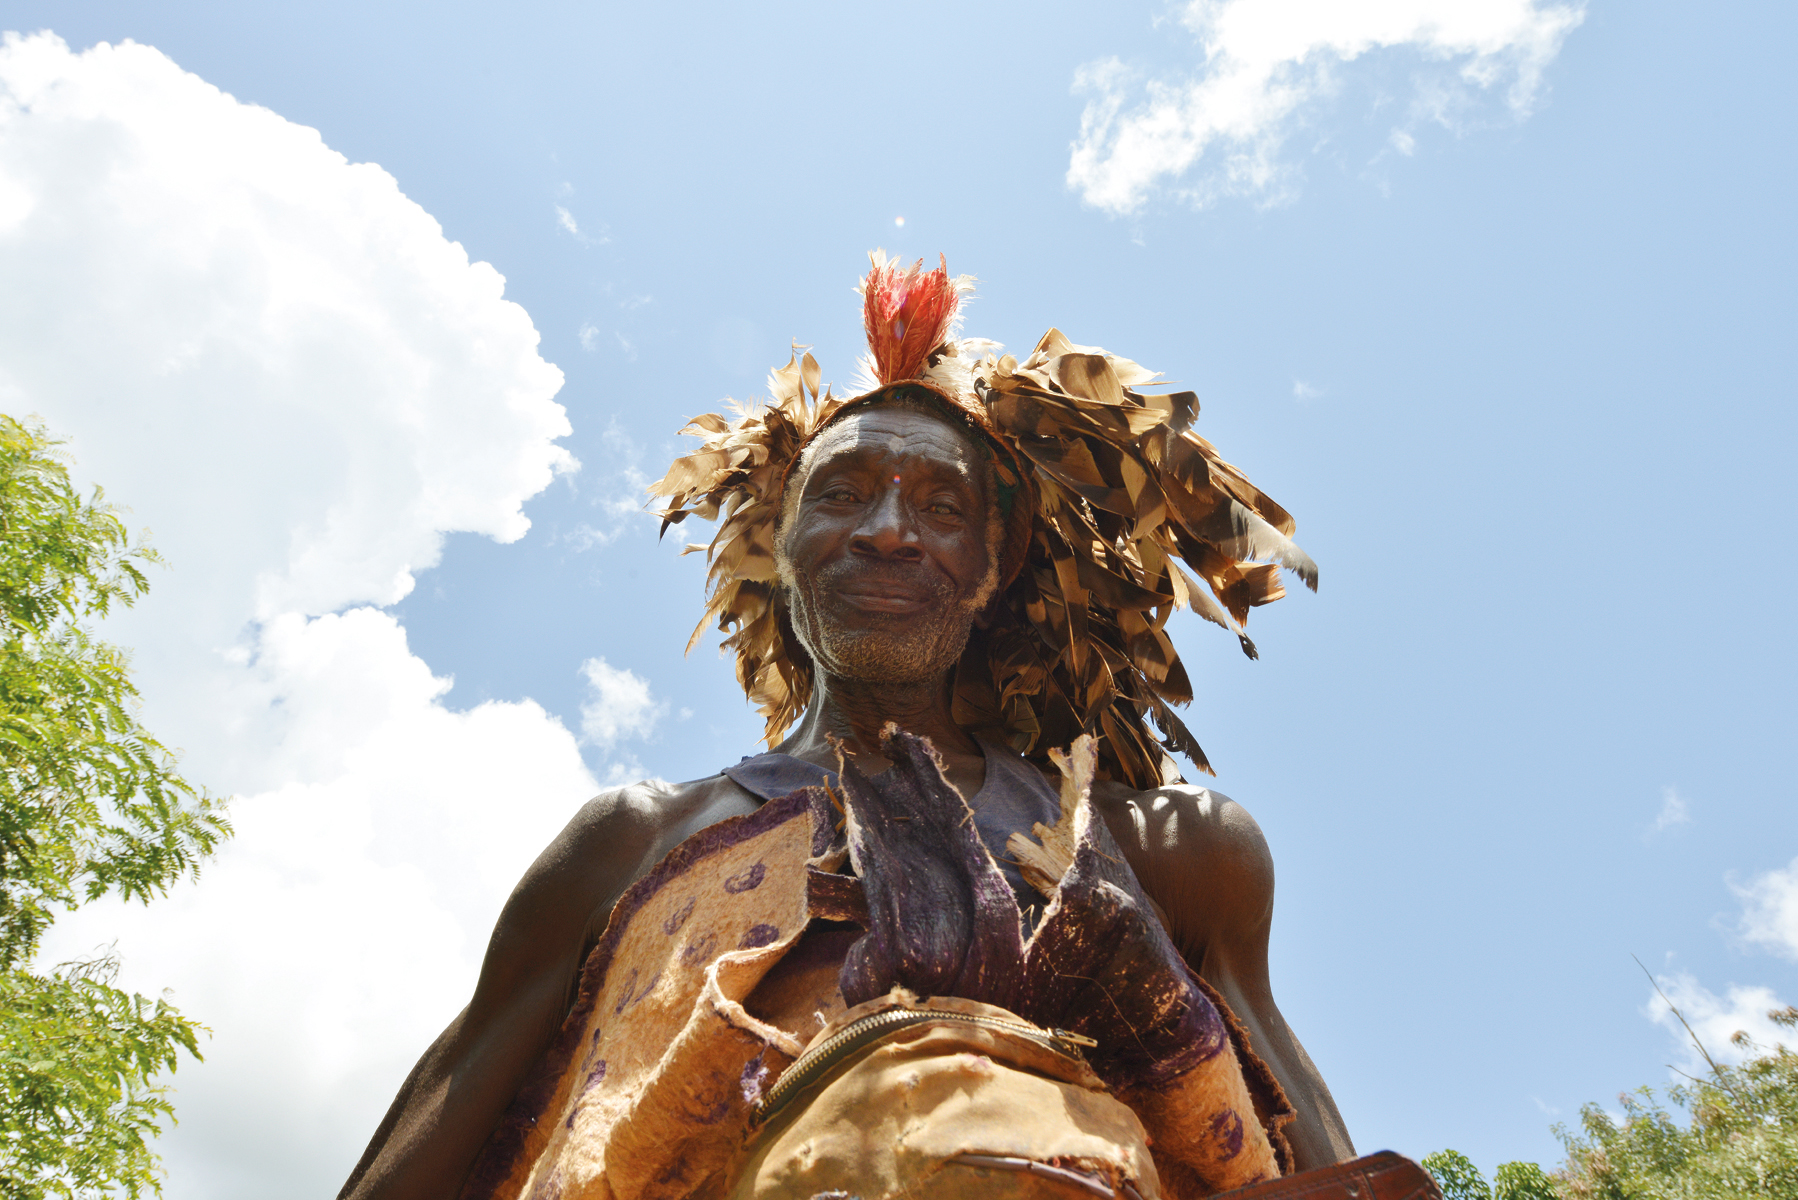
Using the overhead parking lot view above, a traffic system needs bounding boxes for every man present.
[340,256,1358,1200]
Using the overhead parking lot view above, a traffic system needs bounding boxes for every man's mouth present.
[832,584,937,615]
[820,562,949,617]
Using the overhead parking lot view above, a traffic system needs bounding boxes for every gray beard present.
[783,558,981,686]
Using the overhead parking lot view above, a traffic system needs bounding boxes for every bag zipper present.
[753,1007,1097,1126]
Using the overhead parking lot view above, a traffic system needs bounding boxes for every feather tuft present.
[859,250,969,386]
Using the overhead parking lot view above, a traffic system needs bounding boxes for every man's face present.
[778,404,997,686]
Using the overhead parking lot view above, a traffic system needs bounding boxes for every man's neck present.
[774,671,979,778]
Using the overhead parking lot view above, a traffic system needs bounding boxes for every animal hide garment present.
[462,730,1281,1200]
[458,787,841,1200]
[835,727,1279,1191]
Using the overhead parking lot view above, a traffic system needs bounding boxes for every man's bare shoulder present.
[548,771,765,884]
[1088,779,1273,883]
[481,771,764,975]
[1086,778,1276,956]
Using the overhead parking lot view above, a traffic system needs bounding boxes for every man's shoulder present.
[1089,777,1266,843]
[492,771,767,961]
[1086,778,1276,927]
[560,770,764,861]
[1088,777,1244,816]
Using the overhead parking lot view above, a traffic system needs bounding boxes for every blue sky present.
[4,2,1795,1195]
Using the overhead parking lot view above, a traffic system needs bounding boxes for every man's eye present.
[925,500,962,516]
[821,487,859,502]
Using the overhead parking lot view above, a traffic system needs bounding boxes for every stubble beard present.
[783,557,986,687]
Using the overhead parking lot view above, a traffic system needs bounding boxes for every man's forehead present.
[808,407,982,470]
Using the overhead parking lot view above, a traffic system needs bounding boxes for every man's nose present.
[850,484,923,561]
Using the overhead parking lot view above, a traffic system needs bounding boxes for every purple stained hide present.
[740,1050,770,1105]
[1210,1109,1246,1157]
[723,862,766,893]
[836,727,1230,1093]
[836,728,1024,1009]
[661,896,696,935]
[1014,777,1228,1089]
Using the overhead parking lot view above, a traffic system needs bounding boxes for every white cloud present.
[52,612,599,1194]
[579,320,601,351]
[553,203,606,247]
[558,420,652,552]
[0,32,576,652]
[1635,858,1798,1089]
[1645,970,1793,1072]
[1067,0,1585,214]
[579,655,666,749]
[1292,379,1322,400]
[1734,857,1798,962]
[1648,785,1691,836]
[0,31,634,1197]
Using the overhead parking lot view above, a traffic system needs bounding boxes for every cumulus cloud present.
[0,30,575,694]
[1067,0,1585,213]
[1734,857,1798,962]
[1646,970,1794,1072]
[579,655,666,748]
[53,613,600,1194]
[0,31,654,1197]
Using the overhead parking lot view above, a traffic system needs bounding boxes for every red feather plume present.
[861,253,961,385]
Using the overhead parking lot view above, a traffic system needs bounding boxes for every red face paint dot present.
[893,475,902,483]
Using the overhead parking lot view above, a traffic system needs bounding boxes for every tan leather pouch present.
[727,993,1163,1200]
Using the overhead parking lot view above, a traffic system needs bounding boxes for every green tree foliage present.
[1423,1149,1493,1199]
[1425,1005,1798,1200]
[0,416,229,1199]
[1553,1006,1798,1199]
[1491,1161,1559,1200]
[1423,1149,1558,1200]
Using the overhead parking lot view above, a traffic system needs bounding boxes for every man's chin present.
[809,624,972,686]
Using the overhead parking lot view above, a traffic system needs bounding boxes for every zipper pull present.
[1050,1029,1098,1049]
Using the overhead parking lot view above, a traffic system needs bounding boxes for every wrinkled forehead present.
[801,405,986,486]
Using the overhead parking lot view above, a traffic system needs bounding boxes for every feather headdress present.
[649,252,1316,788]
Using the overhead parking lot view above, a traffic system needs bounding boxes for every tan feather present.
[1005,734,1095,896]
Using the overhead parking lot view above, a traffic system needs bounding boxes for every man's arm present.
[1096,783,1356,1172]
[337,784,680,1200]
